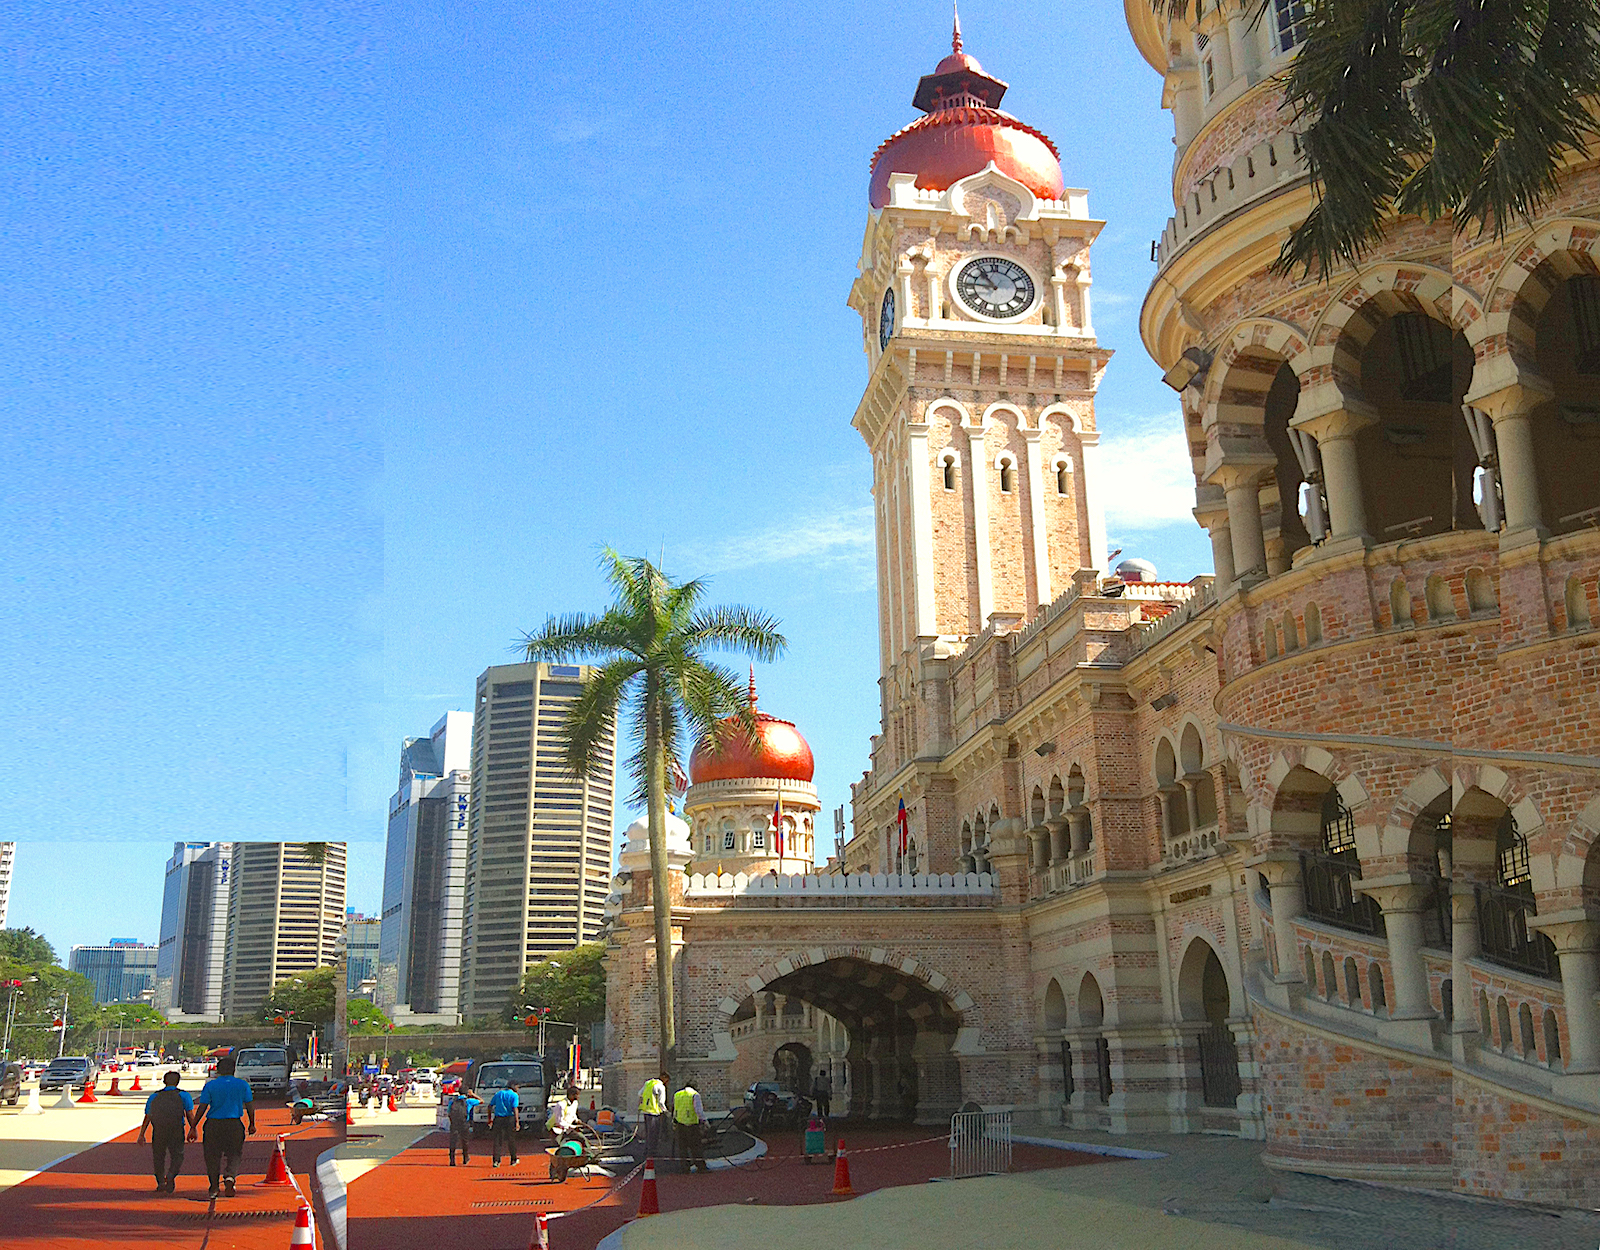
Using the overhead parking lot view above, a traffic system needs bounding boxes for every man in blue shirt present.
[135,1070,194,1193]
[188,1053,256,1199]
[488,1084,519,1168]
[447,1091,479,1166]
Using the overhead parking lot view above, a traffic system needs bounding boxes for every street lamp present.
[1,977,38,1060]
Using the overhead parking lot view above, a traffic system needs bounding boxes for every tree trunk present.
[332,938,349,1084]
[644,678,676,1081]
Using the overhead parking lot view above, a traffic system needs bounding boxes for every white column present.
[1535,917,1600,1072]
[1213,464,1268,580]
[1451,888,1480,1033]
[966,423,994,625]
[906,422,938,638]
[1076,431,1109,573]
[889,477,905,659]
[1491,407,1545,535]
[1258,859,1306,982]
[1360,881,1435,1020]
[1294,406,1376,544]
[1075,271,1093,338]
[1022,428,1052,608]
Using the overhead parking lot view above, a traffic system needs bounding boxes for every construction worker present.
[135,1070,193,1193]
[673,1081,708,1173]
[188,1053,255,1199]
[638,1072,667,1158]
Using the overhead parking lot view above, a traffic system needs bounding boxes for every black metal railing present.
[1198,1023,1242,1108]
[1301,851,1386,936]
[1477,885,1559,980]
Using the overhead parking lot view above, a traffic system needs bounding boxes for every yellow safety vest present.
[639,1080,665,1116]
[673,1086,700,1125]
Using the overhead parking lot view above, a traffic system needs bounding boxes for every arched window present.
[1342,956,1360,1006]
[1302,945,1316,986]
[1053,455,1073,494]
[1282,609,1300,652]
[1544,1009,1563,1069]
[998,457,1015,493]
[1519,1002,1537,1059]
[1466,568,1496,613]
[1390,578,1412,627]
[1320,950,1337,1000]
[1425,574,1454,621]
[1302,787,1383,934]
[1304,601,1323,644]
[1567,575,1591,630]
[1496,996,1513,1052]
[1368,963,1387,1015]
[1477,987,1490,1035]
[1478,812,1558,978]
[1263,623,1278,660]
[941,450,959,491]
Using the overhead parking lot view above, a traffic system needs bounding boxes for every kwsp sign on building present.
[603,11,1600,1205]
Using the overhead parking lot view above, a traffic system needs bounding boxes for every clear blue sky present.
[2,1,1207,956]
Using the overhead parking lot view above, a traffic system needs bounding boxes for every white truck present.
[464,1059,547,1135]
[234,1046,292,1098]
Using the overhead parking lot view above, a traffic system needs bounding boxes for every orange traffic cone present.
[130,1073,143,1092]
[589,1093,596,1111]
[345,1102,356,1126]
[289,1201,315,1246]
[257,1135,294,1187]
[636,1157,660,1217]
[386,1093,397,1113]
[831,1137,854,1196]
[527,1211,549,1249]
[108,1076,121,1096]
[78,1078,98,1104]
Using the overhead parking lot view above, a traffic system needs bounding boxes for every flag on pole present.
[772,798,784,861]
[897,798,909,860]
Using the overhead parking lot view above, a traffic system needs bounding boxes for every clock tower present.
[847,20,1110,855]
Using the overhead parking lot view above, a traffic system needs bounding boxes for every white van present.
[233,1047,291,1097]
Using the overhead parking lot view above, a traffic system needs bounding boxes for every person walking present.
[188,1053,255,1199]
[446,1090,479,1166]
[488,1082,520,1168]
[673,1081,708,1173]
[136,1070,193,1193]
[810,1068,832,1119]
[638,1072,667,1158]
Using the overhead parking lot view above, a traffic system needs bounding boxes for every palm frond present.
[520,609,639,663]
[685,606,788,661]
[554,658,638,779]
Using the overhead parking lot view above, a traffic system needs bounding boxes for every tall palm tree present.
[521,550,786,1077]
[1154,0,1600,273]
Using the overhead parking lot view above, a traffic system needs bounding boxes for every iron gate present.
[1198,1022,1242,1107]
[948,1109,1012,1179]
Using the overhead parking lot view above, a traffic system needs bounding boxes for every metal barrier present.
[948,1109,1012,1179]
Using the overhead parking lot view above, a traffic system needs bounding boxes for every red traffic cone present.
[130,1073,143,1092]
[831,1137,854,1196]
[257,1135,294,1187]
[636,1157,660,1217]
[527,1211,549,1249]
[78,1078,98,1104]
[289,1201,315,1246]
[108,1076,121,1096]
[386,1093,397,1113]
[589,1093,596,1111]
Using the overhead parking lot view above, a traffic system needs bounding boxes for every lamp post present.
[1,977,38,1059]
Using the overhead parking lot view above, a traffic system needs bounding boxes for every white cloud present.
[700,506,876,580]
[1096,411,1197,530]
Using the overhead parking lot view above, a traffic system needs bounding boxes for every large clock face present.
[879,288,895,350]
[955,256,1035,319]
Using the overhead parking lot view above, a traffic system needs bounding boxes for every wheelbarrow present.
[801,1118,828,1164]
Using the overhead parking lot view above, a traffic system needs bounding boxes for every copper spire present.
[748,665,758,713]
[952,2,963,54]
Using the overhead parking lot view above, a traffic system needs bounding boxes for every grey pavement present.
[1020,1124,1600,1250]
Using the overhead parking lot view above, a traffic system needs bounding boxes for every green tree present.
[509,943,607,1028]
[0,928,58,967]
[1154,0,1600,273]
[261,966,338,1025]
[347,998,393,1035]
[521,550,785,1076]
[101,1002,167,1029]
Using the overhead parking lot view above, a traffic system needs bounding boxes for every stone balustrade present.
[683,870,998,900]
[1154,132,1308,268]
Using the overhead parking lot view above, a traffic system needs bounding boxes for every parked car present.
[743,1081,799,1115]
[40,1056,97,1091]
[0,1062,20,1105]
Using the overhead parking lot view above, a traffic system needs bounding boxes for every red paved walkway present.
[349,1122,1109,1250]
[0,1102,340,1249]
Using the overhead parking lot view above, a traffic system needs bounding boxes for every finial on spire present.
[748,665,758,711]
[952,2,963,54]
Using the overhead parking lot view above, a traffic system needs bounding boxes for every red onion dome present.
[868,18,1063,209]
[687,677,815,784]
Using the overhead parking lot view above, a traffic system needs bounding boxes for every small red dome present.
[869,107,1063,209]
[689,713,815,785]
[935,50,985,75]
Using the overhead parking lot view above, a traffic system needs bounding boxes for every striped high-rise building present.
[459,663,615,1019]
[219,842,346,1022]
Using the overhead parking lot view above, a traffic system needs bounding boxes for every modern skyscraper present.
[376,711,470,1024]
[220,842,346,1022]
[70,941,159,1005]
[346,911,382,998]
[0,842,13,927]
[153,842,232,1022]
[459,663,616,1020]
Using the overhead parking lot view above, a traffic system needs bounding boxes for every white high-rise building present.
[376,712,470,1024]
[0,842,13,927]
[459,664,616,1020]
[152,842,232,1022]
[220,843,346,1022]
